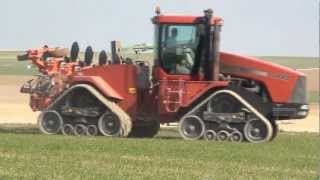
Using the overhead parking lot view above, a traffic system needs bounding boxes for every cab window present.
[160,25,200,74]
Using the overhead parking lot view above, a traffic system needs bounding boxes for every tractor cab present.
[150,8,227,115]
[152,8,223,81]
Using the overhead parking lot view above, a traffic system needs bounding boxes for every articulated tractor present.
[17,8,308,143]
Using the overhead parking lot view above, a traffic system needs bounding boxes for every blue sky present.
[0,0,318,56]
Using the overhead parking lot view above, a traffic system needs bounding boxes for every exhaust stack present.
[203,9,221,81]
[212,22,221,81]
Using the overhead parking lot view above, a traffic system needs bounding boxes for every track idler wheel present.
[62,124,74,135]
[217,130,230,141]
[86,125,98,136]
[74,124,87,136]
[229,130,243,142]
[38,110,63,135]
[244,118,270,143]
[204,130,217,141]
[179,115,205,140]
[98,112,122,136]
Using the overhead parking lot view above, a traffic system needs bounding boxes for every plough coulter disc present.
[70,41,80,62]
[98,50,107,65]
[84,46,94,66]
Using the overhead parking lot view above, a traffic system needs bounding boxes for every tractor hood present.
[220,52,307,104]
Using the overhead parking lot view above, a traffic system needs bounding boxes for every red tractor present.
[18,8,308,143]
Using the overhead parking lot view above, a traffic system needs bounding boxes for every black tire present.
[179,115,205,140]
[204,130,217,141]
[98,112,121,136]
[243,118,269,143]
[129,120,160,138]
[229,130,243,142]
[62,124,74,135]
[86,125,98,136]
[74,124,87,136]
[38,110,63,135]
[217,130,230,141]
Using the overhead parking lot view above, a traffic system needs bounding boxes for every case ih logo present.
[221,64,289,80]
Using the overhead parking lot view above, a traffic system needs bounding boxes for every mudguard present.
[71,75,124,100]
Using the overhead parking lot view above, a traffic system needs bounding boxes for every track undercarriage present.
[37,83,278,143]
[178,88,278,143]
[37,84,160,138]
[38,84,132,137]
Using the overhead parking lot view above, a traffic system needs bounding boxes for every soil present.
[298,68,319,91]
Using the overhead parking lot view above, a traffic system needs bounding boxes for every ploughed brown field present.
[0,74,318,132]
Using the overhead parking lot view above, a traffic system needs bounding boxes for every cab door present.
[154,24,201,114]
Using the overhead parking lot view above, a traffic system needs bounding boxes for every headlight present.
[300,105,309,110]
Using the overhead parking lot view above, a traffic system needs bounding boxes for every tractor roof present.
[153,15,223,25]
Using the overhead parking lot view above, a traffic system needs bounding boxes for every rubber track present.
[46,84,132,137]
[179,89,273,143]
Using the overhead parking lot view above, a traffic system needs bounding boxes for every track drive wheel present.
[38,110,63,135]
[244,118,270,143]
[98,112,122,137]
[179,115,205,140]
